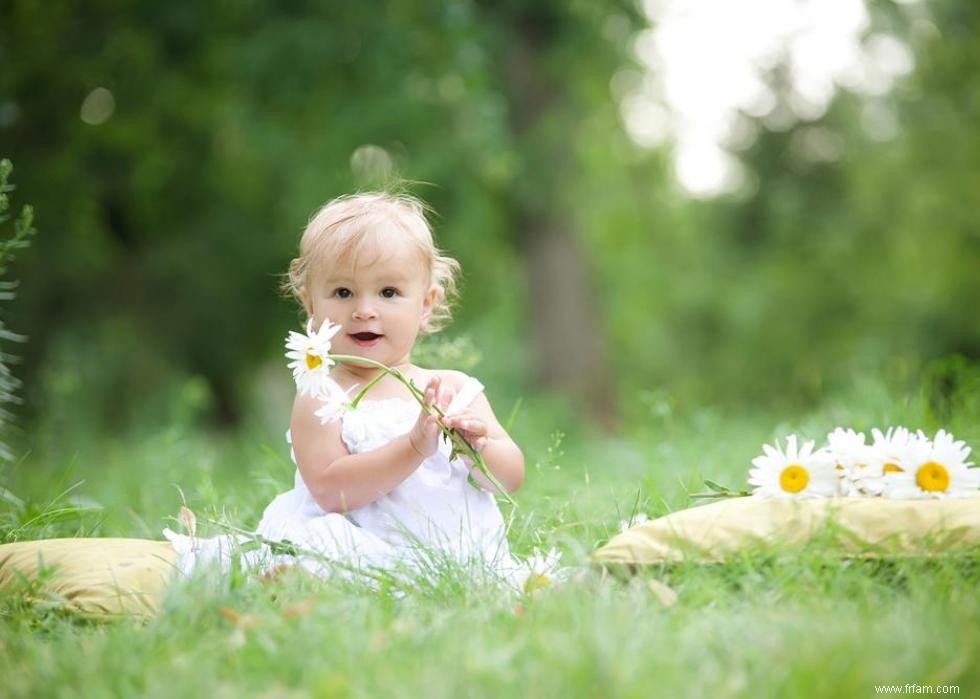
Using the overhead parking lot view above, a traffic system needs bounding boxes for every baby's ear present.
[421,284,438,321]
[298,286,314,316]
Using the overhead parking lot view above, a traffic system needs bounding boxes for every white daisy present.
[882,429,979,499]
[827,427,879,496]
[314,381,357,424]
[618,512,650,533]
[749,434,837,499]
[517,548,563,594]
[285,318,341,397]
[869,426,915,478]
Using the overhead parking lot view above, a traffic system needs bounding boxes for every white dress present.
[164,387,514,584]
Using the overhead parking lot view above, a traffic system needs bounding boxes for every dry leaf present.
[178,505,196,536]
[647,579,678,607]
[260,562,293,583]
[179,504,197,543]
[282,598,315,619]
[219,607,261,629]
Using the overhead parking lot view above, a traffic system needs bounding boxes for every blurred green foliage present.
[0,0,977,437]
[0,159,35,462]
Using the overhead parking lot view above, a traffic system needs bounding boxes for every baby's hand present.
[407,375,454,458]
[442,412,489,453]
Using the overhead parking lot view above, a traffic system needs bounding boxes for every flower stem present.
[328,354,516,506]
[348,371,387,409]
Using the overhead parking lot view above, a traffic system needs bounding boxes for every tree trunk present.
[500,12,617,427]
[516,208,616,425]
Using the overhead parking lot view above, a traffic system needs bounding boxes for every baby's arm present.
[441,377,525,493]
[289,391,423,513]
[288,377,453,513]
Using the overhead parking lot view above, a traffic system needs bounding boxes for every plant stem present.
[206,519,391,585]
[348,370,387,409]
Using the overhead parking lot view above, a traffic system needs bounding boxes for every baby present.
[168,193,524,582]
[284,192,524,514]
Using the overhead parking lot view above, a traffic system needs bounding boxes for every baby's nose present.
[352,301,378,320]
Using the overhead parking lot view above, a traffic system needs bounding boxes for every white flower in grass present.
[882,429,979,499]
[749,434,837,499]
[314,381,357,424]
[618,512,650,533]
[285,318,341,397]
[519,548,563,594]
[827,427,879,496]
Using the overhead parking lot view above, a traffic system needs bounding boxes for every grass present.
[1,375,978,698]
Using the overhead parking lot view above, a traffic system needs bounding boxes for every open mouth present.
[350,332,383,346]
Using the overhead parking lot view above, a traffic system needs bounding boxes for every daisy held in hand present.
[285,318,341,397]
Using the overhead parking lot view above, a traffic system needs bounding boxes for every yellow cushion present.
[0,538,178,618]
[594,495,980,566]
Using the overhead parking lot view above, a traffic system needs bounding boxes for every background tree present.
[0,0,976,439]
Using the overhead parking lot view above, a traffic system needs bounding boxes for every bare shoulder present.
[289,391,348,469]
[412,367,472,392]
[290,390,322,424]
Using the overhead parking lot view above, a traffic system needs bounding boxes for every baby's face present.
[304,237,436,369]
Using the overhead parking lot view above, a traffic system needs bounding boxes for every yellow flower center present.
[305,351,323,370]
[883,462,903,473]
[524,572,551,594]
[779,464,809,493]
[915,461,950,493]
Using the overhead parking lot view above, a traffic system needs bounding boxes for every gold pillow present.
[0,538,178,618]
[594,495,980,566]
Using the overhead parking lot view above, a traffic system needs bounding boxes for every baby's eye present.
[381,287,399,299]
[333,287,353,299]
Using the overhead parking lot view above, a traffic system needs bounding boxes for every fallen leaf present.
[282,598,315,619]
[647,579,678,607]
[260,562,293,583]
[179,505,197,539]
[219,607,261,629]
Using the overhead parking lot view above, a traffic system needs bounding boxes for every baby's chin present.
[335,355,390,374]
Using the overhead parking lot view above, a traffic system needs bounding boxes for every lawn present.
[2,377,978,698]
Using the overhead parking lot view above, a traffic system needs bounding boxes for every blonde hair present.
[283,192,460,333]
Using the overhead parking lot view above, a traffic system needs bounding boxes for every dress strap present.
[445,376,485,415]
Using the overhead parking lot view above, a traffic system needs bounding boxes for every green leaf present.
[703,479,730,494]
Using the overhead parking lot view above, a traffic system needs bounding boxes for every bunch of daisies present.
[749,427,979,499]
